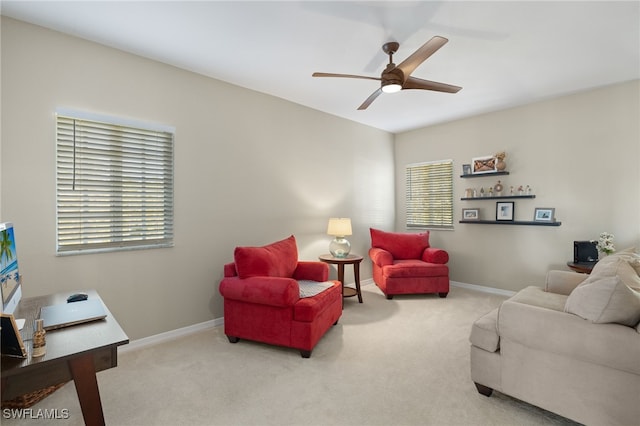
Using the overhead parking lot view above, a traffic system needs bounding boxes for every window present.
[56,111,174,254]
[405,160,453,229]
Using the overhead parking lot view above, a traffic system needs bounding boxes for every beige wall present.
[0,18,395,339]
[3,17,639,340]
[395,80,640,292]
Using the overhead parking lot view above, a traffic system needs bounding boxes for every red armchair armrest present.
[369,247,394,267]
[293,261,329,281]
[219,276,299,307]
[223,262,237,277]
[422,247,449,264]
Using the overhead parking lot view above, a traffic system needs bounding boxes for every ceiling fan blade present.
[396,36,448,81]
[403,76,461,93]
[357,88,383,110]
[312,72,380,82]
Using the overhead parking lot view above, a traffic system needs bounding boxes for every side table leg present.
[354,262,363,303]
[337,263,345,308]
[337,264,345,288]
[69,353,105,426]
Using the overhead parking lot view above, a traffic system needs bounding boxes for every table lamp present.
[327,218,352,258]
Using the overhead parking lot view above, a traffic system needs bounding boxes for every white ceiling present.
[2,1,639,133]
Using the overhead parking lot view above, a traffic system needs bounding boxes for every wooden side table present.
[566,261,595,274]
[319,254,363,304]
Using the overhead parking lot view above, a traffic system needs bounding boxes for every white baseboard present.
[120,317,222,354]
[363,276,514,297]
[121,278,511,353]
[451,280,516,297]
[358,278,375,287]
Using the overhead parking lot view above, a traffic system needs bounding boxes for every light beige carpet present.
[3,285,581,426]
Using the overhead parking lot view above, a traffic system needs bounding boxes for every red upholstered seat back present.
[370,228,430,260]
[234,235,298,278]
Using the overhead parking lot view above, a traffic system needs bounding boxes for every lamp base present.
[329,237,351,258]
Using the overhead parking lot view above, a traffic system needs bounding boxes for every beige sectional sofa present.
[470,251,640,426]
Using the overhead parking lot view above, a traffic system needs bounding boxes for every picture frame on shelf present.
[472,155,497,174]
[462,164,472,175]
[462,208,479,220]
[496,201,514,221]
[534,207,555,222]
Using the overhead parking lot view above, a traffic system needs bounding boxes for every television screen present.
[1,222,22,315]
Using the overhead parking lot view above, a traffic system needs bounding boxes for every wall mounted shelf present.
[459,220,561,226]
[461,195,535,201]
[460,171,509,178]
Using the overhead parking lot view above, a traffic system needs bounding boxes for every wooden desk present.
[319,254,364,304]
[1,290,129,426]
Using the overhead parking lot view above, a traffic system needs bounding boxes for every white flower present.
[593,232,615,255]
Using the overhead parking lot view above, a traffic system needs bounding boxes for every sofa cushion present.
[370,228,430,260]
[609,246,640,275]
[234,235,298,279]
[589,251,640,291]
[499,297,640,376]
[470,308,500,352]
[564,275,640,327]
[509,286,568,312]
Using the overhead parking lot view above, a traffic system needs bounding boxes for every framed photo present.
[462,164,472,175]
[1,313,27,358]
[496,201,514,221]
[534,207,555,222]
[462,208,479,220]
[472,155,497,174]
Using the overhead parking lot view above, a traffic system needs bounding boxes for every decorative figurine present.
[494,151,507,171]
[494,180,503,196]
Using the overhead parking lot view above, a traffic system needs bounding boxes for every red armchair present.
[369,228,450,299]
[219,235,342,358]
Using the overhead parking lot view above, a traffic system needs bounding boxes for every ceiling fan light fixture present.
[313,36,461,110]
[381,82,402,93]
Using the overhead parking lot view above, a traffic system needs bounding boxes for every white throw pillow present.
[589,253,640,291]
[564,275,640,326]
[613,247,640,277]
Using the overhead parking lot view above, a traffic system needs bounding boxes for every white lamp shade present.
[327,218,352,236]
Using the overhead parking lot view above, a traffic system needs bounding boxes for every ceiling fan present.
[312,36,462,110]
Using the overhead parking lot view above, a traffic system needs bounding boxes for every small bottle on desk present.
[32,319,46,357]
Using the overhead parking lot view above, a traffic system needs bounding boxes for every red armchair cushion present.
[234,235,298,278]
[385,260,449,278]
[370,228,430,260]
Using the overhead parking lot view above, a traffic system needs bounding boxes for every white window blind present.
[56,113,174,254]
[405,160,454,229]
